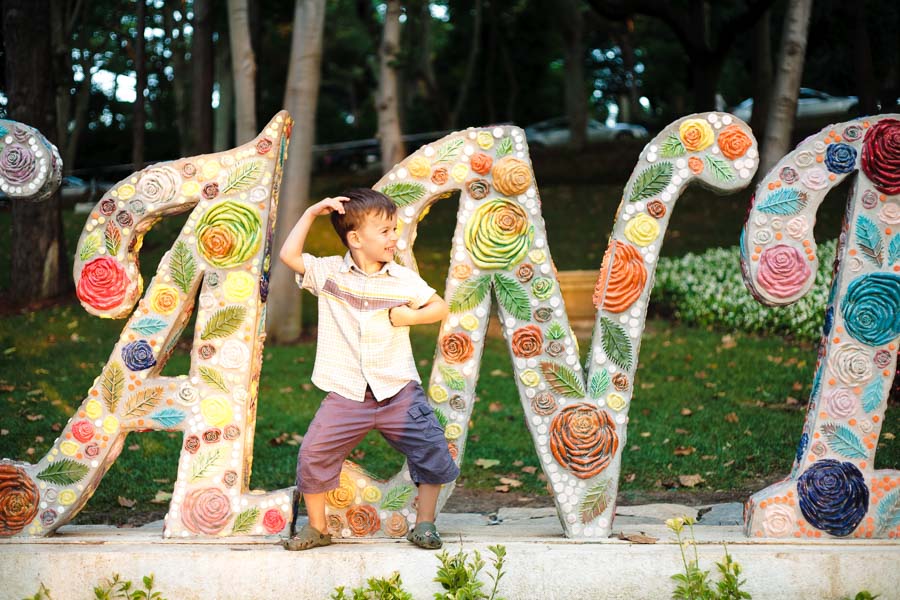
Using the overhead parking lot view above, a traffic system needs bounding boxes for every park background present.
[0,0,898,525]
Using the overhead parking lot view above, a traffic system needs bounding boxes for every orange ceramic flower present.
[0,465,39,535]
[511,325,543,358]
[592,240,647,313]
[383,512,409,537]
[531,392,558,416]
[549,403,618,478]
[717,125,753,160]
[470,152,493,175]
[491,156,532,196]
[346,504,381,536]
[431,167,449,185]
[688,156,704,174]
[451,263,472,280]
[678,119,714,152]
[440,332,474,364]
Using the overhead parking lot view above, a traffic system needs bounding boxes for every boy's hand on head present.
[307,196,349,218]
[388,305,416,327]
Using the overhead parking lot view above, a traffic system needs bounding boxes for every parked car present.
[524,117,648,148]
[730,88,858,122]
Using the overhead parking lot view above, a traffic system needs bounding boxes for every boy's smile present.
[348,212,399,273]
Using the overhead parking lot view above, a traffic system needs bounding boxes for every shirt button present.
[364,301,369,307]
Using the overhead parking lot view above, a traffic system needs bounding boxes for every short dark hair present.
[330,188,397,247]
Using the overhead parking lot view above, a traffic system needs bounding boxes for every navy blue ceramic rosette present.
[121,339,157,371]
[840,273,900,346]
[824,143,857,174]
[797,459,869,537]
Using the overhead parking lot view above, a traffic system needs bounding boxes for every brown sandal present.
[406,521,443,549]
[283,524,332,551]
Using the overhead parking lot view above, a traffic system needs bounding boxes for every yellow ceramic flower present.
[477,131,494,150]
[102,415,119,434]
[444,423,463,440]
[85,399,103,420]
[196,201,262,269]
[606,393,627,411]
[117,184,136,200]
[429,385,449,403]
[58,490,77,505]
[325,472,356,509]
[59,441,79,456]
[519,369,540,387]
[150,285,180,315]
[528,249,546,264]
[201,160,222,180]
[201,395,233,427]
[408,156,431,178]
[181,181,201,197]
[451,163,469,183]
[460,314,479,331]
[624,213,660,247]
[464,199,534,269]
[362,486,382,503]
[491,156,532,196]
[224,271,256,302]
[678,119,714,152]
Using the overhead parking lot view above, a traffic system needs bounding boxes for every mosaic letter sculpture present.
[0,112,293,538]
[0,120,62,202]
[743,116,900,539]
[316,114,759,539]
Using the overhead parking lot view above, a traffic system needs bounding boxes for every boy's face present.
[348,210,399,265]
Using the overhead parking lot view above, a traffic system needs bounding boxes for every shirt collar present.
[340,251,398,276]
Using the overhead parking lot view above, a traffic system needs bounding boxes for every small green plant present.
[433,543,507,600]
[667,516,751,600]
[92,574,166,600]
[841,593,879,600]
[330,572,413,600]
[22,583,53,600]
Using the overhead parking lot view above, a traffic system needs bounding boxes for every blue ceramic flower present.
[795,432,809,464]
[824,143,857,174]
[797,459,868,537]
[841,273,900,346]
[823,305,835,337]
[121,340,157,371]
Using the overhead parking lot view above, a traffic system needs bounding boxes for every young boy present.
[278,188,459,551]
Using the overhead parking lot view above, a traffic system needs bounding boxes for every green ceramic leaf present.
[381,485,415,511]
[659,135,686,158]
[588,370,610,399]
[439,365,466,391]
[540,361,585,398]
[171,241,197,294]
[628,162,673,202]
[190,448,224,482]
[601,317,633,371]
[231,507,259,535]
[200,306,247,340]
[435,139,464,163]
[100,362,125,412]
[493,273,531,321]
[546,322,566,340]
[36,459,89,485]
[449,275,491,313]
[199,366,230,393]
[222,158,263,193]
[434,407,449,428]
[105,222,121,256]
[579,479,610,523]
[80,230,102,261]
[705,155,735,182]
[380,181,427,207]
[496,137,513,157]
[123,386,163,418]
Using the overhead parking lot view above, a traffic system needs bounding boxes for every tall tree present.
[588,0,777,111]
[191,0,214,154]
[228,0,257,144]
[2,0,70,303]
[448,0,482,129]
[267,0,327,344]
[132,0,146,171]
[559,0,588,149]
[163,1,191,156]
[851,2,877,116]
[213,25,233,151]
[376,0,405,171]
[749,9,773,138]
[759,0,813,177]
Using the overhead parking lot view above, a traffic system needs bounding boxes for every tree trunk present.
[266,0,326,344]
[617,22,640,123]
[163,2,191,156]
[759,0,813,178]
[560,0,588,149]
[190,0,214,154]
[132,0,146,171]
[376,0,405,172]
[214,26,233,152]
[411,0,449,128]
[228,0,257,144]
[852,2,877,115]
[2,0,70,303]
[688,53,723,113]
[749,9,772,137]
[448,0,482,130]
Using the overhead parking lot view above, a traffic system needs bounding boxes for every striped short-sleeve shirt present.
[296,252,437,402]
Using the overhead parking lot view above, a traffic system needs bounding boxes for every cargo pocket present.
[407,402,446,442]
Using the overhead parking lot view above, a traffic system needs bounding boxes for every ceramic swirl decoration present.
[742,116,900,539]
[0,120,62,202]
[0,112,293,538]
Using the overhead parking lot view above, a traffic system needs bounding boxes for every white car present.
[524,117,648,147]
[730,88,858,122]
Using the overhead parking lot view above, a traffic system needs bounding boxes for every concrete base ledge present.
[2,507,898,600]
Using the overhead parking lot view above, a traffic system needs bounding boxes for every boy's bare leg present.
[303,492,328,534]
[416,483,441,524]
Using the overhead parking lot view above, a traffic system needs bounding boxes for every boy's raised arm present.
[278,196,348,275]
[389,294,449,327]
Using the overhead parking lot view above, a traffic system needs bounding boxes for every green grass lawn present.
[1,171,890,523]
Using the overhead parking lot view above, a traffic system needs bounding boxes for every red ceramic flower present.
[861,118,900,195]
[0,464,39,536]
[77,257,129,311]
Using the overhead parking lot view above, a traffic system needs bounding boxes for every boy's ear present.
[346,230,362,248]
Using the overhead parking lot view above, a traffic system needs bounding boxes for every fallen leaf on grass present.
[513,460,524,467]
[0,429,8,436]
[625,473,636,482]
[301,383,314,392]
[680,408,692,416]
[489,369,508,377]
[674,446,696,456]
[494,485,510,493]
[25,413,44,421]
[475,458,500,469]
[150,490,172,504]
[521,466,537,474]
[488,402,503,413]
[724,412,739,423]
[723,460,735,468]
[640,431,651,438]
[616,532,658,544]
[128,444,140,451]
[117,496,136,508]
[883,432,895,440]
[498,477,523,488]
[719,334,737,349]
[678,474,705,488]
[279,386,294,394]
[25,447,35,455]
[674,428,690,435]
[701,455,717,461]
